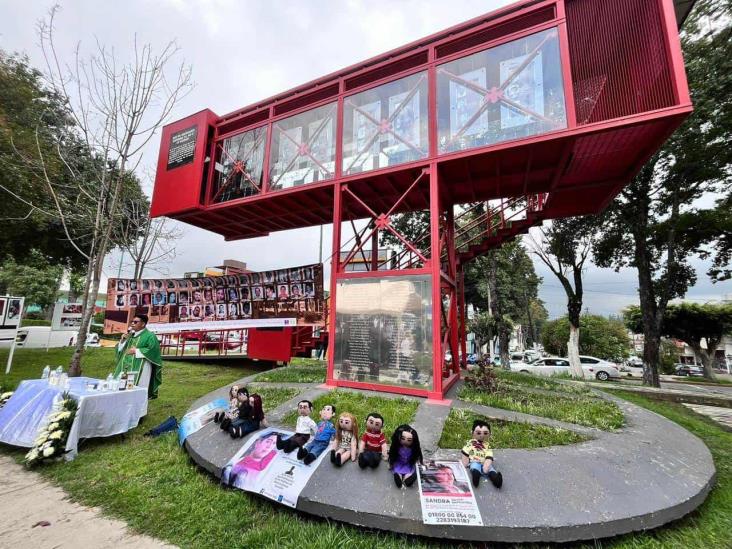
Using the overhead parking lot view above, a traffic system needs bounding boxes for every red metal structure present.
[151,0,693,399]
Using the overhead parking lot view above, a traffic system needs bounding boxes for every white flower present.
[41,441,53,450]
[0,392,13,400]
[47,423,60,431]
[42,447,55,457]
[49,431,64,440]
[25,449,38,461]
[34,435,48,446]
[57,411,72,420]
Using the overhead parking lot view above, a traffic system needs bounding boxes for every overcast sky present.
[1,0,729,318]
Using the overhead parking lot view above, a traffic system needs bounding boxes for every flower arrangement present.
[25,393,78,467]
[0,390,13,409]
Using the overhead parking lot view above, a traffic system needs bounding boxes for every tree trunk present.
[692,342,718,381]
[567,324,584,378]
[68,252,102,376]
[641,323,661,387]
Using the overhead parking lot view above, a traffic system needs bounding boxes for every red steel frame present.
[151,0,693,399]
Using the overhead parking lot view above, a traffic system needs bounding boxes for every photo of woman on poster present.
[216,287,226,302]
[227,275,238,286]
[301,266,314,281]
[129,280,138,291]
[168,292,177,305]
[116,280,126,292]
[278,285,289,299]
[265,285,276,300]
[225,432,279,491]
[142,280,151,291]
[203,288,213,302]
[115,294,126,307]
[142,293,152,306]
[228,288,239,302]
[419,462,471,495]
[179,291,190,305]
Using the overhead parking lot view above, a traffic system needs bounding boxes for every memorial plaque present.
[167,126,198,170]
[334,275,433,390]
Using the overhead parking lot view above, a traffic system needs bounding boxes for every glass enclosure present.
[269,102,337,191]
[342,71,429,175]
[211,126,267,203]
[437,28,567,154]
[334,275,433,390]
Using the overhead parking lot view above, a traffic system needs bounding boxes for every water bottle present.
[42,366,50,380]
[55,366,63,377]
[104,373,113,391]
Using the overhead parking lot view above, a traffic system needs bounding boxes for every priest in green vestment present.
[114,314,163,399]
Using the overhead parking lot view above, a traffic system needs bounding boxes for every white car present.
[510,356,621,381]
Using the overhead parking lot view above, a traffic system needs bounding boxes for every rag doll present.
[298,404,336,465]
[358,412,388,469]
[388,424,423,488]
[214,384,239,424]
[330,412,358,467]
[220,387,249,432]
[230,394,265,438]
[276,400,316,453]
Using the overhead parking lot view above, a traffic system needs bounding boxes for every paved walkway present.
[0,455,174,549]
[683,403,732,430]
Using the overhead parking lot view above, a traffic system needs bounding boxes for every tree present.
[529,216,600,377]
[625,303,732,380]
[0,250,63,315]
[12,8,192,376]
[542,315,631,361]
[594,0,732,387]
[0,51,86,268]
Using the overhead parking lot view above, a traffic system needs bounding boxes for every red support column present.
[428,164,443,400]
[326,182,342,387]
[458,265,468,369]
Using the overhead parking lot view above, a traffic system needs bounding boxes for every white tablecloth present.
[0,377,148,460]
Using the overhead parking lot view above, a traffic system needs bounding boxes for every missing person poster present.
[178,397,229,445]
[104,263,325,334]
[221,427,327,508]
[417,461,483,526]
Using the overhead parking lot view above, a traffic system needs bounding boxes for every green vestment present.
[114,328,163,399]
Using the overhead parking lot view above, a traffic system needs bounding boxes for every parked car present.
[674,364,704,377]
[510,356,621,381]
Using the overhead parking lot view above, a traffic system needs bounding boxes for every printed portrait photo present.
[153,292,167,306]
[303,282,315,298]
[128,294,139,307]
[228,303,238,318]
[142,293,152,306]
[264,285,276,300]
[240,302,252,317]
[116,280,126,292]
[252,286,263,300]
[277,284,289,300]
[217,304,226,318]
[179,291,190,305]
[129,280,138,291]
[240,286,250,300]
[289,284,302,299]
[142,280,151,291]
[115,294,126,307]
[168,292,177,305]
[215,287,227,302]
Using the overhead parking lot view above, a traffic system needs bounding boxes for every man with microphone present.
[114,314,163,399]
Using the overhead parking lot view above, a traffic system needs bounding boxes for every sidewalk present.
[0,455,174,549]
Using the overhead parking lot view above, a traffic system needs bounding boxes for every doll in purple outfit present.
[388,424,423,488]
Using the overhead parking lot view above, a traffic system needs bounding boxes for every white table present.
[0,377,148,460]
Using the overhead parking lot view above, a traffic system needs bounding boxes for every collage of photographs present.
[104,264,325,333]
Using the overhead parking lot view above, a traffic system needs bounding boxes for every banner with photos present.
[417,461,483,526]
[221,427,327,508]
[178,397,228,445]
[104,263,325,334]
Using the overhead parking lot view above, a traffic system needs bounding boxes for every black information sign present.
[166,126,198,170]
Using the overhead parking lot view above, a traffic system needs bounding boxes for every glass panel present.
[437,27,567,154]
[269,102,337,191]
[342,71,429,175]
[211,126,267,203]
[334,275,433,390]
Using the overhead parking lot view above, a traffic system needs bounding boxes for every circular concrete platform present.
[182,373,716,543]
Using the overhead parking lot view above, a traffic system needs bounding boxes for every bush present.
[542,315,631,360]
[20,319,52,327]
[463,357,499,393]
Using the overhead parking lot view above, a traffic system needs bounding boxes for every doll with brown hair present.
[330,412,358,467]
[220,387,250,432]
[214,384,240,425]
[229,394,265,438]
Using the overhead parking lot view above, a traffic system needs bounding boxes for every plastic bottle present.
[42,366,50,380]
[104,373,113,391]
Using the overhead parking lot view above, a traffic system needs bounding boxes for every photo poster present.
[1,297,24,329]
[221,427,327,508]
[499,51,544,130]
[52,302,84,332]
[178,397,228,445]
[104,263,325,334]
[450,67,488,139]
[417,461,483,526]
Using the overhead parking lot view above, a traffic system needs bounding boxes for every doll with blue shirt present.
[297,404,336,465]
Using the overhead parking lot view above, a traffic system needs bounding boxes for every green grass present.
[459,383,624,431]
[494,368,592,394]
[254,364,326,383]
[281,390,419,440]
[438,408,589,450]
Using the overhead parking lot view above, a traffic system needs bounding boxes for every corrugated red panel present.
[565,0,676,124]
[345,51,428,91]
